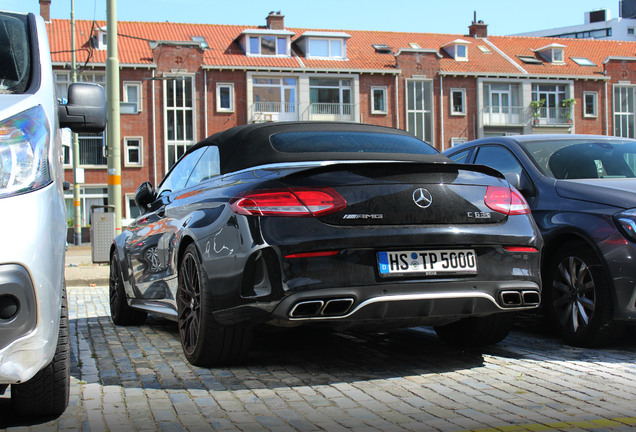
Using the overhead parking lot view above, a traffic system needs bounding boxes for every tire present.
[544,241,620,347]
[177,244,252,366]
[11,283,70,417]
[434,313,513,347]
[109,253,147,326]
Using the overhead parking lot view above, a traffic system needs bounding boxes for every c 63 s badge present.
[343,214,384,220]
[467,211,492,219]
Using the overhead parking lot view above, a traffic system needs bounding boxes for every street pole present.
[71,0,82,245]
[106,0,122,234]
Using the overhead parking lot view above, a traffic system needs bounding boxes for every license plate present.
[378,249,477,277]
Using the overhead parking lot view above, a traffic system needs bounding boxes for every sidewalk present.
[65,244,110,287]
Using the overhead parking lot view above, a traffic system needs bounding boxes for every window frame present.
[124,137,143,167]
[370,86,387,114]
[247,35,289,56]
[307,38,346,59]
[450,88,466,116]
[216,83,235,113]
[123,81,142,113]
[455,44,468,61]
[583,91,598,118]
[125,193,141,222]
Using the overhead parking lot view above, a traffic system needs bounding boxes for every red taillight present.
[504,246,538,253]
[484,186,531,215]
[230,187,347,217]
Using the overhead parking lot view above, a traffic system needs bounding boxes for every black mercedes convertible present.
[109,122,542,366]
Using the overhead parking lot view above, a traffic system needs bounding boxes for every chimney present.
[39,0,51,22]
[469,11,488,38]
[266,11,284,30]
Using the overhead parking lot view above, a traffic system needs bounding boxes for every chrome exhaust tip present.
[500,291,522,307]
[322,298,354,316]
[289,300,324,318]
[522,290,540,306]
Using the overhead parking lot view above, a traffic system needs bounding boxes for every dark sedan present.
[444,135,636,347]
[110,122,542,366]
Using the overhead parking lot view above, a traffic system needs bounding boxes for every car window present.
[523,139,636,179]
[157,147,207,197]
[0,12,31,94]
[447,149,471,163]
[186,146,221,187]
[474,145,524,178]
[269,131,439,155]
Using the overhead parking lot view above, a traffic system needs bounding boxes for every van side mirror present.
[58,82,107,133]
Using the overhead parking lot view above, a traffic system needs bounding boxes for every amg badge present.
[342,214,384,220]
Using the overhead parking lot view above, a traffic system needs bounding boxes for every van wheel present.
[434,313,513,346]
[109,253,147,325]
[544,242,621,347]
[177,244,252,366]
[11,283,70,417]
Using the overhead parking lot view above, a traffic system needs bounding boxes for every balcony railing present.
[309,103,356,122]
[250,102,299,122]
[481,106,527,126]
[79,133,107,166]
[532,107,574,125]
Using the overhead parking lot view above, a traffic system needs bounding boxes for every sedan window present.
[474,146,524,178]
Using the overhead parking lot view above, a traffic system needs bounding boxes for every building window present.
[125,193,141,222]
[405,79,433,144]
[371,87,387,114]
[125,137,143,166]
[308,38,345,59]
[251,77,298,122]
[165,76,195,169]
[450,137,467,147]
[531,84,567,122]
[309,78,354,121]
[629,27,635,35]
[614,85,635,138]
[456,44,468,60]
[123,82,142,113]
[553,48,564,63]
[64,186,108,227]
[248,35,288,56]
[216,83,234,112]
[584,92,597,118]
[450,88,466,115]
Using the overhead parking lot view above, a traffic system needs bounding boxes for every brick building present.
[39,2,636,224]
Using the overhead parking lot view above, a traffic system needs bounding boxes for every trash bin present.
[90,205,115,263]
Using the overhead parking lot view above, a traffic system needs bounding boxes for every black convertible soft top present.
[190,122,450,174]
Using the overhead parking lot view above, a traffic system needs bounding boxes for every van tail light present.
[484,186,531,216]
[230,187,347,217]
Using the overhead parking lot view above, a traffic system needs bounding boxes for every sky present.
[2,0,620,36]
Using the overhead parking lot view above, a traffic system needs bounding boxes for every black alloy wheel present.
[545,242,620,347]
[177,243,253,366]
[109,253,147,326]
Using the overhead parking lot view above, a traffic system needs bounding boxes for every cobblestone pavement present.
[2,286,636,431]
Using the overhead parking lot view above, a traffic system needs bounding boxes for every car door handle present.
[157,207,166,218]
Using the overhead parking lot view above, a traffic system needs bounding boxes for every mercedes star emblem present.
[413,188,433,208]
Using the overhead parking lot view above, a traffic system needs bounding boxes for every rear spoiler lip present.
[226,160,506,181]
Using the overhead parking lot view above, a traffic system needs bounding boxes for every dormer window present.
[93,27,107,50]
[239,29,294,57]
[534,43,566,64]
[442,39,470,61]
[295,32,350,60]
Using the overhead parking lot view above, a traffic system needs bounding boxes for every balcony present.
[308,103,356,122]
[250,102,299,123]
[532,107,574,126]
[481,106,527,126]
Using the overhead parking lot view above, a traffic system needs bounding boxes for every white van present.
[0,10,105,416]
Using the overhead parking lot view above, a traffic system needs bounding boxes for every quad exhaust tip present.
[289,298,354,318]
[499,290,540,307]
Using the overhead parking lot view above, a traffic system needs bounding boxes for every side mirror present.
[504,172,536,197]
[58,82,107,133]
[63,181,71,191]
[135,182,156,215]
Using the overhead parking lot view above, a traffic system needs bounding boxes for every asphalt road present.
[2,286,636,431]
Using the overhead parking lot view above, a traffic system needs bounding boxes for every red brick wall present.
[440,76,478,150]
[359,74,396,127]
[573,80,607,136]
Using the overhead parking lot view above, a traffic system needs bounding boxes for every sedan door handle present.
[156,207,166,218]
